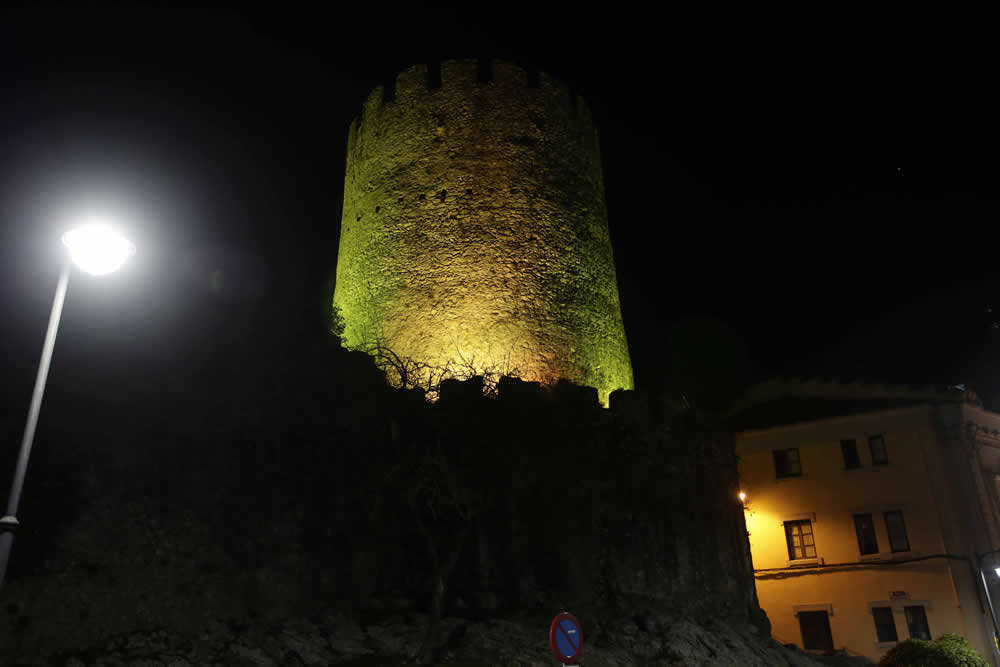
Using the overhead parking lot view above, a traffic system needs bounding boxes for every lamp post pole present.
[0,223,133,591]
[0,261,72,588]
[976,551,1000,663]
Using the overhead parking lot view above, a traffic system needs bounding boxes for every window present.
[869,434,888,465]
[785,519,817,560]
[774,448,802,478]
[854,513,879,555]
[884,510,910,552]
[798,610,834,652]
[872,607,898,643]
[904,605,931,640]
[841,439,860,469]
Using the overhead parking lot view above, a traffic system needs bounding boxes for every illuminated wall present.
[333,60,633,403]
[735,402,1000,663]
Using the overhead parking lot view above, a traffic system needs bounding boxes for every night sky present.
[2,7,999,414]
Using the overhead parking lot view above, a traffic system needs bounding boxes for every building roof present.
[727,378,976,432]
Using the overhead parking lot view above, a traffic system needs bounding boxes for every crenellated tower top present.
[333,59,632,404]
[346,59,598,158]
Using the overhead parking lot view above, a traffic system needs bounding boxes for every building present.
[332,59,633,404]
[731,379,1000,664]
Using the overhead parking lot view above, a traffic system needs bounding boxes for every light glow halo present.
[61,224,135,275]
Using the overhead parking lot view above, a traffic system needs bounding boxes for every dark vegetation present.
[0,309,756,663]
[878,633,989,667]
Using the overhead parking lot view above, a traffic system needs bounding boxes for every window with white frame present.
[784,519,816,560]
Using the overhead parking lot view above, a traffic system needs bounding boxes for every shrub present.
[329,304,346,343]
[879,633,988,667]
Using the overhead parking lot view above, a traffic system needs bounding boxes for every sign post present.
[549,611,582,666]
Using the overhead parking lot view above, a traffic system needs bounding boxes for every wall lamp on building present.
[738,491,748,509]
[979,550,1000,585]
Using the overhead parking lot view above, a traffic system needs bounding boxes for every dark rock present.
[438,376,485,403]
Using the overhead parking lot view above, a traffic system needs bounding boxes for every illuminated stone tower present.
[333,59,633,402]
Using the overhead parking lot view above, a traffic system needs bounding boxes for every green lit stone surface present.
[333,59,633,403]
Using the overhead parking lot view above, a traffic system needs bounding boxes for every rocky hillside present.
[40,609,845,666]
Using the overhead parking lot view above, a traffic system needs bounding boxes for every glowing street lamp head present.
[61,224,135,275]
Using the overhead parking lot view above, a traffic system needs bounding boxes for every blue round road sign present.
[549,611,582,664]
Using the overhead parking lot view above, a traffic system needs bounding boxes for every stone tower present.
[333,59,633,403]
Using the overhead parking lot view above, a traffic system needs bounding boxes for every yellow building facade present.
[732,380,1000,664]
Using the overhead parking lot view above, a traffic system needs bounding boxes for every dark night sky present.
[2,7,999,413]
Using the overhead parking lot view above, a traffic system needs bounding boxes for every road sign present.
[549,611,582,665]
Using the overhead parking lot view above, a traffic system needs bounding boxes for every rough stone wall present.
[333,59,634,403]
[0,342,792,663]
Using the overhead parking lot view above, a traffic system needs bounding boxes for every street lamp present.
[976,551,1000,659]
[0,224,135,589]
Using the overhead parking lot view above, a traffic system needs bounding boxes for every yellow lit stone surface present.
[333,60,633,403]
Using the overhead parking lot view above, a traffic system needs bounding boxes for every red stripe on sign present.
[558,621,579,651]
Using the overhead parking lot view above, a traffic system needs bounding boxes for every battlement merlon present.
[344,84,386,159]
[395,62,430,97]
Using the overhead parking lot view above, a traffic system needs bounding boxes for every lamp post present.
[0,224,135,589]
[977,550,1000,661]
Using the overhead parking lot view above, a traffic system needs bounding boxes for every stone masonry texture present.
[333,59,634,402]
